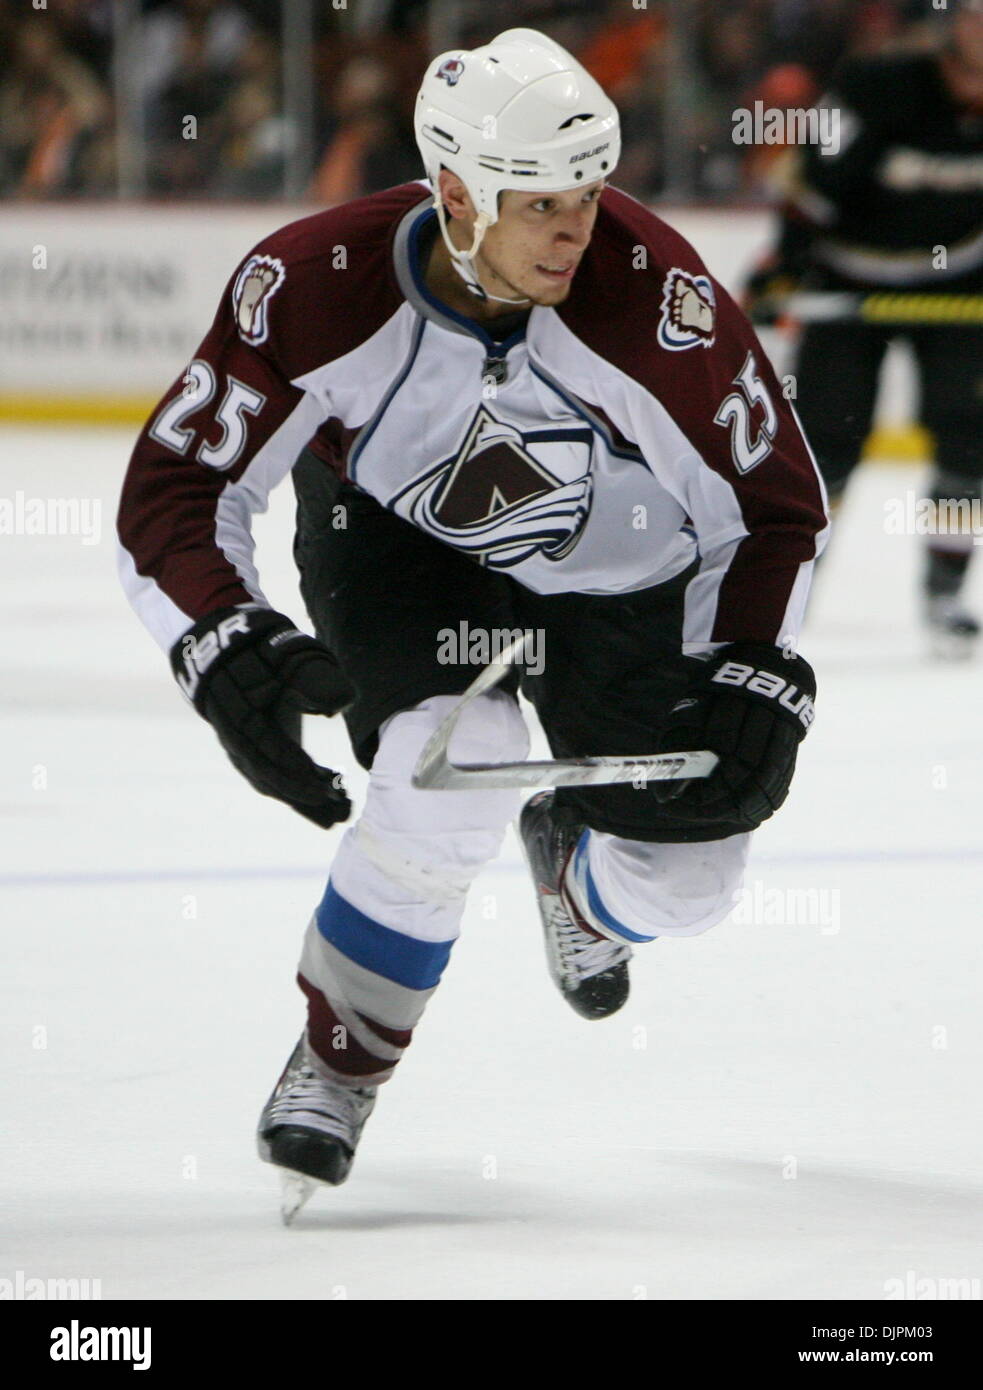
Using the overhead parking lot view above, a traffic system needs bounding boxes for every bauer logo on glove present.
[168,604,356,830]
[173,609,254,703]
[655,640,817,831]
[708,659,816,731]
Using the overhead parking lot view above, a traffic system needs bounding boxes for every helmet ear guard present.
[414,28,621,303]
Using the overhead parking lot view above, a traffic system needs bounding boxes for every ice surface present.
[1,426,981,1300]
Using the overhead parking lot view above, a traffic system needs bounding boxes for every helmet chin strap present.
[433,199,531,307]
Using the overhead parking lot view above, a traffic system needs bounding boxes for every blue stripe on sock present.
[315,881,454,989]
[576,842,656,944]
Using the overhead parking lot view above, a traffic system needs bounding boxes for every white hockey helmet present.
[414,28,620,302]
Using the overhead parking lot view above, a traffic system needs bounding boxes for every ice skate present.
[519,792,631,1020]
[257,1036,377,1223]
[924,594,980,661]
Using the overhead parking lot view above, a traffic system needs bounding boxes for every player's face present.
[474,182,606,307]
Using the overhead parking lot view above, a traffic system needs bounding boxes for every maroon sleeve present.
[116,185,425,653]
[562,189,830,651]
[116,261,308,637]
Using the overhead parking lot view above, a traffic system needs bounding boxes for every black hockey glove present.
[170,605,355,829]
[653,642,816,831]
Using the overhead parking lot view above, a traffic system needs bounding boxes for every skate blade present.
[279,1170,321,1226]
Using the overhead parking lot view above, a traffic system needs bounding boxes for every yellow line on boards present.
[0,396,156,425]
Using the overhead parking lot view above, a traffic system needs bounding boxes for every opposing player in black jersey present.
[747,0,983,654]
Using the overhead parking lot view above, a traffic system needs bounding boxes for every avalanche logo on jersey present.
[657,267,716,351]
[392,404,593,569]
[232,254,285,346]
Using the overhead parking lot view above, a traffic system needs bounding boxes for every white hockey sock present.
[560,833,637,944]
[568,829,753,941]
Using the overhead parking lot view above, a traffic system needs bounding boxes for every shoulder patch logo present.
[658,267,716,351]
[232,254,285,347]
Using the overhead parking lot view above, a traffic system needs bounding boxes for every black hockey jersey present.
[784,52,983,287]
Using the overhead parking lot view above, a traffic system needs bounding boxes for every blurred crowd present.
[0,0,945,203]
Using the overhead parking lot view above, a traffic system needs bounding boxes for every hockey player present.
[117,29,827,1214]
[745,0,983,655]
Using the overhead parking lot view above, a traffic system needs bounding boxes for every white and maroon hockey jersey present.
[117,181,829,657]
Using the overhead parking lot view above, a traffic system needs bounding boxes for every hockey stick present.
[753,291,983,326]
[411,635,718,790]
